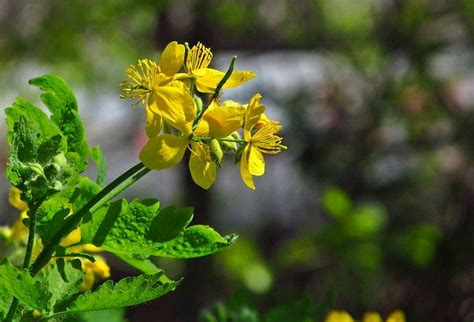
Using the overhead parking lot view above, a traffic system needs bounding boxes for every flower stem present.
[5,203,40,321]
[30,162,148,276]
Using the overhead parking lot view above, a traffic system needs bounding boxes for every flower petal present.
[145,107,162,138]
[8,187,28,211]
[194,100,245,137]
[240,145,256,190]
[157,41,185,77]
[244,93,265,141]
[248,146,265,176]
[324,311,354,322]
[150,81,196,135]
[362,312,382,322]
[192,68,256,93]
[189,142,217,189]
[140,134,188,170]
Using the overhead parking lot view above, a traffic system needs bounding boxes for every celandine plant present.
[0,41,285,321]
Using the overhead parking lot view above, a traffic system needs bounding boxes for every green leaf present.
[50,273,180,318]
[151,205,194,242]
[36,177,101,244]
[0,260,51,311]
[114,253,161,274]
[63,308,127,322]
[81,199,236,258]
[40,259,84,311]
[5,98,63,143]
[89,146,107,187]
[29,75,89,172]
[0,282,12,321]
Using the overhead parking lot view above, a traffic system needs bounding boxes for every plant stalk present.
[30,162,148,276]
[5,203,40,321]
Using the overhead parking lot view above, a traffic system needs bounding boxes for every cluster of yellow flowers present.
[7,188,110,290]
[120,41,286,189]
[325,310,405,322]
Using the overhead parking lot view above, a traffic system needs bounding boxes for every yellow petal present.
[248,146,265,176]
[194,100,245,138]
[8,212,28,242]
[145,107,162,138]
[150,81,196,135]
[244,93,265,141]
[192,68,255,93]
[61,228,81,246]
[140,134,188,170]
[8,187,28,211]
[256,113,270,128]
[157,41,185,77]
[189,142,217,189]
[324,311,354,322]
[240,145,255,190]
[386,310,405,322]
[363,312,383,322]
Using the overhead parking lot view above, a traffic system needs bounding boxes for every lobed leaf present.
[50,273,180,318]
[0,260,51,312]
[81,199,236,258]
[29,75,89,173]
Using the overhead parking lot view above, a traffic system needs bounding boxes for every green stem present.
[5,203,40,321]
[30,162,148,276]
[211,56,236,102]
[194,136,246,144]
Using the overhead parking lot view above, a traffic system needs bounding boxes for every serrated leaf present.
[0,282,12,321]
[0,260,51,311]
[29,75,89,172]
[81,199,236,258]
[5,98,63,143]
[50,273,180,318]
[40,259,84,311]
[89,146,107,187]
[114,253,161,275]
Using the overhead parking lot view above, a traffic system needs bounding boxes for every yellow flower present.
[325,310,354,322]
[386,310,405,322]
[8,187,29,242]
[363,312,383,322]
[240,94,286,190]
[140,99,243,189]
[325,310,405,322]
[180,42,256,93]
[120,41,194,138]
[81,257,110,291]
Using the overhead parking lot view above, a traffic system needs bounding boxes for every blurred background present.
[0,0,474,321]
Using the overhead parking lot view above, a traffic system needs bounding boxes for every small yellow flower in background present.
[386,310,405,322]
[240,93,286,190]
[363,312,383,322]
[61,228,102,253]
[180,42,256,93]
[8,187,29,242]
[325,310,354,322]
[81,257,110,291]
[325,310,405,322]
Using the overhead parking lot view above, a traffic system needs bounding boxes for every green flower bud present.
[210,138,223,167]
[194,96,203,116]
[27,163,44,177]
[52,152,67,168]
[220,132,239,152]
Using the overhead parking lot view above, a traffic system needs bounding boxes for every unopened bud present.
[194,96,203,115]
[28,163,44,177]
[53,152,67,168]
[210,139,223,167]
